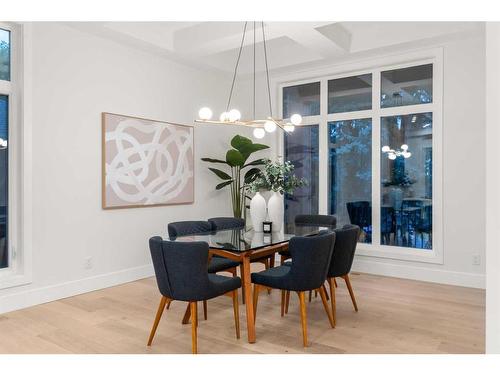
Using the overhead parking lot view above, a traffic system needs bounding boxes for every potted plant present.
[201,135,269,219]
[249,158,306,231]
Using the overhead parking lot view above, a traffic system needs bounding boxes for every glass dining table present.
[171,224,334,343]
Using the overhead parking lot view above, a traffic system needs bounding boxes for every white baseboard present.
[0,257,485,315]
[0,264,154,314]
[352,257,485,289]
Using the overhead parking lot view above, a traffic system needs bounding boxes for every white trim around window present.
[274,47,444,264]
[0,22,33,289]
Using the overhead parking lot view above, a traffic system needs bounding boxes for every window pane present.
[328,74,372,113]
[381,112,432,250]
[328,119,372,243]
[0,95,8,269]
[284,125,319,232]
[283,82,320,118]
[381,64,432,108]
[0,28,10,81]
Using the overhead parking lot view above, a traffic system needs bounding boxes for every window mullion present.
[371,70,382,246]
[318,78,329,215]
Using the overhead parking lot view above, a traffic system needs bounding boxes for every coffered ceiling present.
[70,21,483,75]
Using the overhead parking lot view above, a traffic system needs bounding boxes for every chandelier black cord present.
[261,21,273,119]
[226,21,248,112]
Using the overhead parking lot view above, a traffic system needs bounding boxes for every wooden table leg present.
[242,255,256,343]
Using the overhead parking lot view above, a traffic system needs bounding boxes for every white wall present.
[485,22,500,353]
[265,30,487,288]
[0,23,272,313]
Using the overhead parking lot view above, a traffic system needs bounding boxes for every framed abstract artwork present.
[102,112,194,209]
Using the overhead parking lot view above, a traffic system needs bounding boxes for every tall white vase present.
[268,191,284,232]
[250,192,267,232]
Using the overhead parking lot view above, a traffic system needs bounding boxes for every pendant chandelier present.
[382,144,412,160]
[196,21,302,139]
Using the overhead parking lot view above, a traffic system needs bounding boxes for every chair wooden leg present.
[285,290,290,314]
[203,300,208,320]
[147,296,168,346]
[190,302,198,354]
[253,284,260,322]
[182,303,191,324]
[281,290,285,317]
[343,274,358,312]
[298,291,308,347]
[315,290,318,299]
[232,290,240,339]
[333,278,338,288]
[280,254,287,265]
[308,290,312,302]
[166,300,172,310]
[264,260,272,295]
[240,264,246,305]
[328,277,336,327]
[318,287,334,328]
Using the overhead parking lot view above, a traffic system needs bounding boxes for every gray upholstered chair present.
[167,221,240,320]
[279,214,337,266]
[148,237,241,354]
[326,224,360,327]
[251,231,336,347]
[208,216,274,300]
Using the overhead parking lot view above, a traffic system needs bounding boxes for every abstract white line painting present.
[102,113,194,209]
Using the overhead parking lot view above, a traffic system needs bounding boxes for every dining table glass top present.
[169,224,336,252]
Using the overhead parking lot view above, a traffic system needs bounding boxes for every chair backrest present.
[328,224,360,278]
[208,217,245,231]
[294,214,336,227]
[149,236,212,301]
[287,231,336,291]
[167,220,213,239]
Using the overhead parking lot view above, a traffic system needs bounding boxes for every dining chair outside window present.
[346,201,372,242]
[251,231,336,347]
[148,237,241,354]
[167,220,240,320]
[325,224,360,327]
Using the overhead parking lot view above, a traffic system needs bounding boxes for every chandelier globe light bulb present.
[264,121,277,133]
[228,109,241,122]
[290,114,302,126]
[198,107,213,120]
[253,128,266,139]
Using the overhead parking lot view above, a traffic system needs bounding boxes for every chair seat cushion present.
[208,257,240,273]
[251,265,291,290]
[206,274,242,299]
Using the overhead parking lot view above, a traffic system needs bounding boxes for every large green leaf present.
[208,167,231,180]
[244,168,262,184]
[230,135,253,152]
[216,180,233,190]
[201,157,228,165]
[226,149,245,167]
[243,158,267,168]
[239,143,270,162]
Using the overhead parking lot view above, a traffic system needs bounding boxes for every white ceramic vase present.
[267,191,284,232]
[250,192,267,232]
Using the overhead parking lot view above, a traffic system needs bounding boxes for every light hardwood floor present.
[0,272,485,354]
